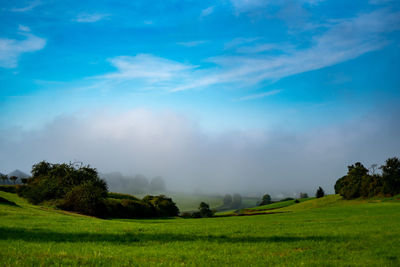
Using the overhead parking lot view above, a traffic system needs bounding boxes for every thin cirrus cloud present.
[234,89,282,101]
[0,28,46,69]
[74,13,110,23]
[230,0,324,14]
[10,0,41,12]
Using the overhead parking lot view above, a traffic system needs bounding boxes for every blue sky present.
[0,0,399,193]
[1,0,399,131]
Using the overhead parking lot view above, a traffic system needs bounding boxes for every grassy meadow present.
[1,191,400,266]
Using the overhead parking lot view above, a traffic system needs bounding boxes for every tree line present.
[335,157,400,199]
[16,161,179,218]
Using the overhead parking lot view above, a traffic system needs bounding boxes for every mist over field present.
[1,107,399,196]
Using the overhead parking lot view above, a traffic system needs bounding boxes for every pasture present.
[1,191,399,266]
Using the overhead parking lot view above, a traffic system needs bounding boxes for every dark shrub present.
[60,181,107,217]
[142,195,179,217]
[316,187,325,198]
[199,202,213,218]
[180,212,192,218]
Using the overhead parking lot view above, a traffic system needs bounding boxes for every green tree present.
[259,194,272,205]
[198,202,213,218]
[316,187,325,198]
[380,157,400,195]
[335,162,369,199]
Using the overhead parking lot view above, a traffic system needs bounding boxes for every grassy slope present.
[1,191,400,266]
[134,192,258,212]
[215,198,313,216]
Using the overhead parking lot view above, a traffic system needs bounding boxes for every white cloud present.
[0,31,46,68]
[177,41,207,47]
[200,6,215,18]
[75,13,110,23]
[10,0,41,12]
[234,89,282,101]
[100,54,196,82]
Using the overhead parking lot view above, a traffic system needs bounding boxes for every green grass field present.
[1,191,400,266]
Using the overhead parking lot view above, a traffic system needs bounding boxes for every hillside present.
[1,191,399,266]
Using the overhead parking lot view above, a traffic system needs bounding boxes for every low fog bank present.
[0,108,399,196]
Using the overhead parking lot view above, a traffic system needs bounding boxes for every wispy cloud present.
[10,0,41,12]
[230,0,324,14]
[18,25,31,32]
[0,29,46,68]
[75,13,110,23]
[200,6,215,18]
[177,41,207,47]
[211,9,400,84]
[74,9,399,94]
[236,43,284,53]
[234,89,282,101]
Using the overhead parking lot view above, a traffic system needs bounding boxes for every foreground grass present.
[1,192,400,266]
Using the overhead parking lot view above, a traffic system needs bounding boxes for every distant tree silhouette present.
[149,176,166,192]
[0,174,8,185]
[299,192,308,198]
[259,194,272,206]
[316,187,325,198]
[232,193,242,209]
[9,176,18,184]
[223,194,232,206]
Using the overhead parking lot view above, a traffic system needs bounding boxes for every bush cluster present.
[105,194,178,218]
[335,157,400,199]
[17,161,179,218]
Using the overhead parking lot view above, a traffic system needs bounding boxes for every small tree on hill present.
[316,187,325,198]
[259,194,272,206]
